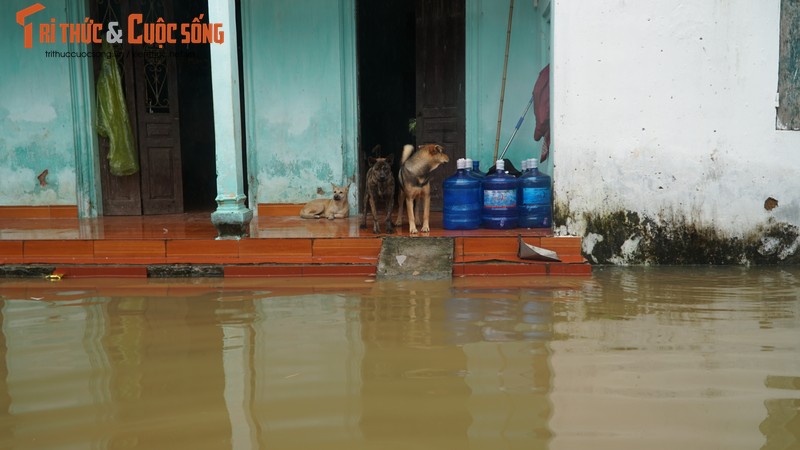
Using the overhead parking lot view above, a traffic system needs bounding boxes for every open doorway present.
[356,0,416,204]
[91,0,217,215]
[356,0,466,211]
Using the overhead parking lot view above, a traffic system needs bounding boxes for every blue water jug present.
[518,158,552,228]
[469,159,486,179]
[481,159,518,229]
[443,158,482,230]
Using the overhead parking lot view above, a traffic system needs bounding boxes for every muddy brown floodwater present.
[0,266,798,450]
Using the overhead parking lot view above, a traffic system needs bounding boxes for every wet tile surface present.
[0,211,589,276]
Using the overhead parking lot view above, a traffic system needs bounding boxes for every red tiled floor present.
[0,241,23,260]
[0,206,50,219]
[540,236,583,255]
[462,237,520,258]
[0,211,590,276]
[166,239,240,263]
[24,240,94,262]
[258,203,304,217]
[94,240,166,259]
[49,205,79,218]
[239,239,313,262]
[312,238,382,262]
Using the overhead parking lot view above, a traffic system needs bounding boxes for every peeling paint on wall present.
[0,166,76,206]
[0,1,77,207]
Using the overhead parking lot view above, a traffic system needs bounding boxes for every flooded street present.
[0,267,798,450]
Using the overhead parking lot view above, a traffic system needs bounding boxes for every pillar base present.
[211,197,253,240]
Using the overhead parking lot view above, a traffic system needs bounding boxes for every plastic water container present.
[518,158,552,228]
[481,159,518,229]
[469,159,486,179]
[443,158,482,230]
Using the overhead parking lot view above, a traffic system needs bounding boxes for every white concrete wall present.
[552,0,800,263]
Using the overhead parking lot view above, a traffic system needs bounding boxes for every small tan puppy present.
[300,183,351,219]
[395,143,449,233]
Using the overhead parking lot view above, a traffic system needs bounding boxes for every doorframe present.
[68,0,102,218]
[340,0,359,213]
[70,0,220,218]
[465,0,481,163]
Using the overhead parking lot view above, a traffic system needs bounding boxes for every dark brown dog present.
[395,144,450,234]
[360,152,395,234]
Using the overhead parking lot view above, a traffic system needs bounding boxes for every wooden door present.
[415,0,466,210]
[132,0,183,215]
[95,0,184,215]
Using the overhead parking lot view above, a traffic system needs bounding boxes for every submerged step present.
[377,237,454,280]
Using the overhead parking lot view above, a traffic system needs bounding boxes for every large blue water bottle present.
[469,159,486,179]
[518,158,553,228]
[481,159,518,229]
[443,158,482,230]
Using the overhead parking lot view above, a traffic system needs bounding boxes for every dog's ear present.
[368,156,377,166]
[330,182,336,191]
[371,145,382,156]
[385,153,394,164]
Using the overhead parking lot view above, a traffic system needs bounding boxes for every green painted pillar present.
[208,0,252,239]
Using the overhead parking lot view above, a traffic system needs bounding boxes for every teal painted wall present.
[240,0,548,209]
[1,0,550,213]
[466,0,551,175]
[241,0,357,208]
[0,0,78,206]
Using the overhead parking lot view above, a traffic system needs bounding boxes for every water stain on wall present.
[555,201,800,265]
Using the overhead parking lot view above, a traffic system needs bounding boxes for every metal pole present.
[493,0,515,162]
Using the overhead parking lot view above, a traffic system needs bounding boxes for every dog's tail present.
[401,144,414,164]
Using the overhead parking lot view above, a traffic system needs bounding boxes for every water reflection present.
[101,296,231,448]
[0,267,797,449]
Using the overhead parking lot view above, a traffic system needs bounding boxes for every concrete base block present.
[377,237,454,280]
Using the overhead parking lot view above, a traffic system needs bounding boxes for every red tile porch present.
[0,205,590,278]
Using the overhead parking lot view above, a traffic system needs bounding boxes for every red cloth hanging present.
[533,64,550,162]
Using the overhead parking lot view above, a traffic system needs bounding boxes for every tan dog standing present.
[395,144,449,233]
[300,182,351,219]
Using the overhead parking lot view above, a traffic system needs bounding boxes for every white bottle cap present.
[530,158,538,169]
[496,159,504,171]
[457,158,466,170]
[465,158,473,168]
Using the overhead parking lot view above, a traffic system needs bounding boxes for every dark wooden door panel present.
[99,146,142,215]
[93,0,183,216]
[133,0,183,215]
[416,0,466,209]
[94,1,142,216]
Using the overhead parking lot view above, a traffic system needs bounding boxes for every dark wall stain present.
[555,201,800,265]
[777,0,800,130]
